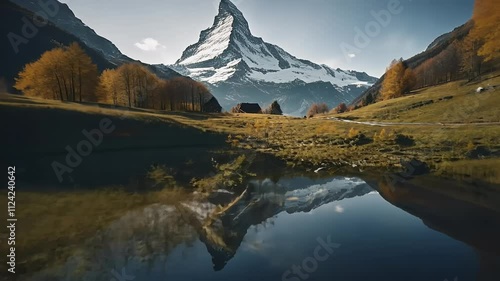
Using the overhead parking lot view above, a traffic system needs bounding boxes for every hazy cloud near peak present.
[134,38,166,51]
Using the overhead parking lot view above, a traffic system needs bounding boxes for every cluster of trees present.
[331,103,348,114]
[15,43,98,102]
[380,59,416,101]
[412,29,490,89]
[470,0,499,63]
[307,102,360,116]
[456,0,499,80]
[307,103,329,117]
[14,43,217,112]
[413,42,461,88]
[98,65,211,111]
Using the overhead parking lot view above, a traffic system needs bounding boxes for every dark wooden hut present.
[203,96,222,113]
[233,103,262,114]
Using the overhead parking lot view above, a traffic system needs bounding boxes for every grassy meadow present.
[2,72,500,186]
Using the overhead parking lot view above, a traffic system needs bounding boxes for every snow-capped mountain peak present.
[173,0,377,115]
[218,0,251,34]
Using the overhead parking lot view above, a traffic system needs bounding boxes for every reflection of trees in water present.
[90,204,197,279]
[375,176,500,281]
[29,204,198,281]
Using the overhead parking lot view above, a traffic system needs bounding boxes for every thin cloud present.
[348,53,356,58]
[335,205,344,213]
[134,38,166,51]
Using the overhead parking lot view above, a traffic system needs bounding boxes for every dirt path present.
[327,117,500,127]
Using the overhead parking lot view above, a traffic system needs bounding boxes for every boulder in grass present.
[466,146,491,159]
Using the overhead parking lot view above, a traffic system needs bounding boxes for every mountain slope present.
[7,0,182,80]
[171,0,377,115]
[9,0,123,62]
[0,1,115,92]
[351,22,473,106]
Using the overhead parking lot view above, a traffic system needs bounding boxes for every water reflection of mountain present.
[182,177,373,271]
[375,176,500,281]
[24,177,372,280]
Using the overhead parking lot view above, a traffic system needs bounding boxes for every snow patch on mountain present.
[178,16,234,65]
[174,0,375,89]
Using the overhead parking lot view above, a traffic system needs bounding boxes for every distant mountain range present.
[169,0,377,115]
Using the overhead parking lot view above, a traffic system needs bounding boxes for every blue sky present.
[60,0,474,77]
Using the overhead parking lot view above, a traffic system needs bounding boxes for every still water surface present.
[26,176,500,281]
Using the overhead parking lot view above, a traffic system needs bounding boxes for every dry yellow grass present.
[333,73,500,123]
[436,158,500,184]
[2,76,500,183]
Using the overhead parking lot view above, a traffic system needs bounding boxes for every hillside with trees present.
[380,59,416,101]
[0,0,184,97]
[0,1,115,93]
[353,0,499,106]
[14,44,221,112]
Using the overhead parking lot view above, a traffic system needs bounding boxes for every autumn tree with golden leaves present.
[16,44,218,112]
[380,59,416,101]
[470,0,500,62]
[15,43,98,102]
[97,69,121,105]
[380,60,404,100]
[97,64,213,111]
[457,0,499,80]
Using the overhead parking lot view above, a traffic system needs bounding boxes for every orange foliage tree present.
[97,65,212,111]
[380,59,405,100]
[380,59,416,101]
[307,103,329,117]
[14,43,98,102]
[16,44,217,112]
[331,102,348,114]
[470,0,500,62]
